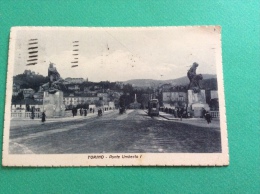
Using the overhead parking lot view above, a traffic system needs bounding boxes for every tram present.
[148,99,159,116]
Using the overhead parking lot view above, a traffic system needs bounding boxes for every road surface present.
[9,109,221,154]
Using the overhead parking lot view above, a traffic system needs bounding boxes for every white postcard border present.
[2,26,229,166]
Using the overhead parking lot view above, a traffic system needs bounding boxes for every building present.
[63,92,115,109]
[33,92,44,102]
[11,99,44,118]
[64,77,85,84]
[83,86,91,92]
[23,70,36,76]
[163,91,187,102]
[11,99,43,112]
[22,88,35,98]
[67,85,80,91]
[97,92,108,101]
[94,85,102,90]
[64,93,99,107]
[12,83,20,96]
[162,91,187,108]
[108,101,115,109]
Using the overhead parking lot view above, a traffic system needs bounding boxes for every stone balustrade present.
[210,111,219,118]
[11,111,41,119]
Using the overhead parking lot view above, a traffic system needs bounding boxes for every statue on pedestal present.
[187,62,203,93]
[48,62,60,86]
[39,62,66,117]
[40,62,66,94]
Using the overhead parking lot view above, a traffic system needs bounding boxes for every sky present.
[12,26,221,82]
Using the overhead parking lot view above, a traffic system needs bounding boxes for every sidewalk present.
[159,111,179,120]
[10,115,91,127]
[11,110,114,120]
[159,111,220,128]
[10,110,115,127]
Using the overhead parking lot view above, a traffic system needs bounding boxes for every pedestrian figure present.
[173,108,177,118]
[80,108,83,116]
[84,109,87,116]
[202,108,206,118]
[180,108,184,121]
[72,108,75,117]
[176,108,180,118]
[98,108,102,116]
[41,111,46,124]
[93,109,95,114]
[31,106,35,119]
[31,108,35,120]
[205,111,212,124]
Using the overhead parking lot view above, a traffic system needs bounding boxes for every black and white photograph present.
[2,26,228,166]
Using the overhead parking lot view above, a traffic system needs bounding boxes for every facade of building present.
[12,84,20,96]
[64,93,99,107]
[94,85,102,90]
[97,92,108,101]
[22,88,35,98]
[65,77,85,84]
[108,101,115,109]
[63,92,114,108]
[33,92,44,102]
[67,85,80,91]
[162,91,187,103]
[11,99,43,112]
[23,70,36,76]
[83,86,91,92]
[162,91,188,108]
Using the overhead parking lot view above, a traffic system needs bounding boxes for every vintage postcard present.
[2,26,228,166]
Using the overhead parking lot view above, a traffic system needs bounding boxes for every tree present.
[13,72,49,92]
[122,84,134,94]
[140,94,150,109]
[12,91,24,104]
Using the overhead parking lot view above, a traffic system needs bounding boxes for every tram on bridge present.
[148,99,159,116]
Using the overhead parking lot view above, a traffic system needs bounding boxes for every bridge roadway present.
[9,109,221,154]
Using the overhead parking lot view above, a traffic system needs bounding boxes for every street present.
[9,109,221,154]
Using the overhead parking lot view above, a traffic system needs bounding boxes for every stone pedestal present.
[187,90,209,118]
[188,89,206,106]
[42,91,65,118]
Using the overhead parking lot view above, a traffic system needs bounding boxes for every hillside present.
[124,74,217,88]
[13,73,49,91]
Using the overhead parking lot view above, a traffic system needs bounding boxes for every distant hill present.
[13,73,49,91]
[123,79,164,88]
[123,74,217,88]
